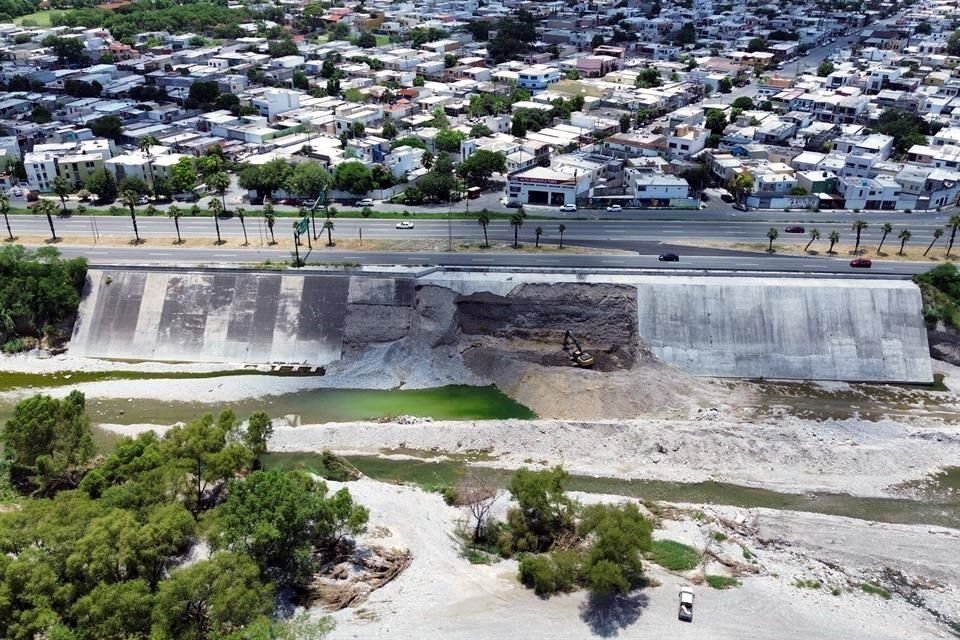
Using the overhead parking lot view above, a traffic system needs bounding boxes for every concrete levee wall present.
[422,272,933,383]
[71,268,933,383]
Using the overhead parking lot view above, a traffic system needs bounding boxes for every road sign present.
[295,218,309,235]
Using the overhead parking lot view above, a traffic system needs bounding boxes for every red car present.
[850,258,872,268]
[785,225,805,233]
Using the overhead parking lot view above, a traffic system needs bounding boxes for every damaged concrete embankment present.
[69,267,933,384]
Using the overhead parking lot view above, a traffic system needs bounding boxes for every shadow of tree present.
[579,591,649,637]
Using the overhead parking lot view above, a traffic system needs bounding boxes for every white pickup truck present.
[679,588,694,622]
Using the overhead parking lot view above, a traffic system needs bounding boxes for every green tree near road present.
[805,228,820,252]
[86,168,118,203]
[264,200,276,244]
[510,213,524,249]
[457,150,506,189]
[323,219,335,246]
[208,171,231,214]
[170,157,198,194]
[236,206,249,246]
[727,173,754,203]
[766,227,778,252]
[0,192,12,240]
[898,228,912,255]
[851,219,868,254]
[877,222,893,253]
[52,175,71,212]
[121,189,141,243]
[828,230,840,254]
[478,210,491,248]
[139,134,160,155]
[168,204,183,244]
[34,199,59,240]
[209,198,224,245]
[817,61,835,77]
[559,223,566,249]
[925,228,943,256]
[947,215,960,257]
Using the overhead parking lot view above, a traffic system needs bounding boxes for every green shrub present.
[705,574,739,589]
[586,559,629,597]
[860,583,890,599]
[650,539,700,571]
[519,554,560,595]
[794,578,822,589]
[1,337,26,354]
[712,531,727,543]
[440,485,459,506]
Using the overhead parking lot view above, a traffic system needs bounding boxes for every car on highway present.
[606,204,623,213]
[357,198,375,207]
[850,257,872,268]
[785,225,805,233]
[559,203,577,212]
[396,221,414,229]
[658,253,680,262]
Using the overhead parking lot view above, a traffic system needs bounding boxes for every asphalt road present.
[9,214,953,252]
[48,244,919,277]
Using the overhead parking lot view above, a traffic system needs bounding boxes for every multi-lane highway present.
[11,213,939,277]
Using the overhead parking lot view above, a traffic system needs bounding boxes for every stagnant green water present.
[0,384,535,425]
[262,453,960,530]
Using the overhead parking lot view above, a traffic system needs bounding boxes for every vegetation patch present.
[705,575,740,590]
[0,246,87,353]
[794,578,823,590]
[650,539,701,571]
[914,263,960,331]
[860,582,892,599]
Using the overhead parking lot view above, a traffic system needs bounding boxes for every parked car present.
[785,225,805,233]
[357,198,375,207]
[720,192,734,203]
[658,253,680,262]
[850,257,872,268]
[504,201,522,208]
[559,203,577,212]
[606,204,623,213]
[136,195,149,205]
[678,588,694,622]
[173,192,199,202]
[732,203,748,211]
[396,221,414,229]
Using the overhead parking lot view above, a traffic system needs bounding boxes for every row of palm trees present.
[765,216,960,257]
[476,208,568,249]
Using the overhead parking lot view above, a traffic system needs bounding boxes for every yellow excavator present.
[563,330,594,368]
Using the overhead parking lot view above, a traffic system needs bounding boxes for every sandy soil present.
[260,414,960,499]
[321,479,953,640]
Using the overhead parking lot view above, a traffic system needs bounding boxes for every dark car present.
[173,192,199,202]
[850,258,872,268]
[504,201,522,208]
[785,225,805,233]
[658,253,680,262]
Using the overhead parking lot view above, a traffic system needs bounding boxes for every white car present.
[606,205,623,213]
[559,203,577,212]
[396,221,414,229]
[136,195,149,205]
[357,198,375,207]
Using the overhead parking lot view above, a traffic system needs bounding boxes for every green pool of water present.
[56,384,534,425]
[263,453,960,529]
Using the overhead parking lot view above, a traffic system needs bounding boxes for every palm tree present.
[121,189,141,243]
[535,226,543,248]
[52,175,71,213]
[35,199,58,240]
[925,228,943,256]
[766,227,778,252]
[559,223,566,249]
[169,204,183,244]
[728,173,754,204]
[139,134,159,155]
[236,206,249,246]
[851,219,868,254]
[827,230,840,254]
[208,171,231,215]
[946,215,960,257]
[804,228,820,252]
[898,228,911,256]
[265,212,276,245]
[209,198,223,244]
[322,219,334,246]
[477,210,490,247]
[510,213,524,248]
[0,193,11,240]
[877,222,892,253]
